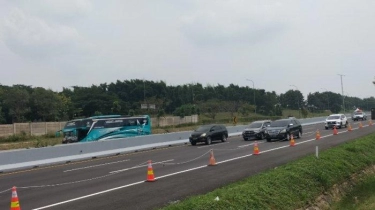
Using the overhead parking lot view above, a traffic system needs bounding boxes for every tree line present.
[0,80,374,124]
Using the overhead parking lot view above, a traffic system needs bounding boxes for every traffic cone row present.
[146,160,156,182]
[253,141,260,155]
[316,130,321,140]
[208,150,217,166]
[333,126,338,135]
[11,186,20,210]
[347,123,352,131]
[289,134,295,147]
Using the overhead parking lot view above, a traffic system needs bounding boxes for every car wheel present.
[206,137,212,145]
[345,121,348,127]
[339,122,342,129]
[191,141,196,146]
[325,127,328,130]
[259,133,264,140]
[297,131,302,139]
[266,138,271,142]
[221,134,227,142]
[244,138,248,141]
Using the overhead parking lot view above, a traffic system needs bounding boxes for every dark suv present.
[242,120,271,141]
[189,124,228,145]
[265,118,303,142]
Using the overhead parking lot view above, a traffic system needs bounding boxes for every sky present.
[0,0,375,99]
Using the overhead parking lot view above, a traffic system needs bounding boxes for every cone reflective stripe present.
[347,123,352,131]
[146,160,156,182]
[208,150,217,166]
[11,186,20,210]
[315,130,321,140]
[253,141,260,155]
[289,134,295,147]
[333,126,338,135]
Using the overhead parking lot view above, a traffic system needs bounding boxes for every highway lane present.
[0,121,373,210]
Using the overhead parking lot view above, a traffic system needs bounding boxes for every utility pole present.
[246,79,256,114]
[338,74,345,113]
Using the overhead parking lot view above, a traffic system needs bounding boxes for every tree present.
[239,104,255,117]
[3,87,30,122]
[330,104,342,113]
[30,87,61,121]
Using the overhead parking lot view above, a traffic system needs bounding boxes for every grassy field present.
[159,132,375,210]
[0,110,331,150]
[331,174,375,210]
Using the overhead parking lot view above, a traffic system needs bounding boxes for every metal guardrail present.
[0,116,337,172]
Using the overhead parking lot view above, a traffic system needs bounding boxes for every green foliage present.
[160,133,375,210]
[301,107,309,118]
[330,103,342,113]
[128,109,135,116]
[238,104,255,116]
[0,81,374,124]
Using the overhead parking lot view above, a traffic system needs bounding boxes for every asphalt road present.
[0,121,374,210]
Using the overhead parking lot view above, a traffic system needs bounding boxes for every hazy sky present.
[1,0,374,99]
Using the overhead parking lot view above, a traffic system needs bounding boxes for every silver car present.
[352,111,367,121]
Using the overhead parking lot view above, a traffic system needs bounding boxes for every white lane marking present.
[32,181,145,210]
[237,141,265,148]
[63,159,130,172]
[33,124,371,209]
[197,142,230,149]
[109,159,174,174]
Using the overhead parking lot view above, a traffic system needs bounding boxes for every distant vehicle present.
[325,114,348,129]
[189,124,228,145]
[242,120,271,141]
[61,115,151,143]
[265,118,302,142]
[352,109,367,121]
[80,115,151,142]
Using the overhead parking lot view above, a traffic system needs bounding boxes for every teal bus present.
[80,115,151,142]
[60,115,151,143]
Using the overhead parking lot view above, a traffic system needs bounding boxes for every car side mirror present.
[210,129,214,132]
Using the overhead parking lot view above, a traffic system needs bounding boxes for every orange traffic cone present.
[289,134,295,147]
[253,141,260,155]
[208,149,217,166]
[315,130,321,140]
[369,120,373,126]
[10,186,20,210]
[333,126,338,135]
[347,123,352,131]
[146,160,156,182]
[359,122,363,129]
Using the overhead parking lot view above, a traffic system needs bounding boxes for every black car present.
[189,124,228,145]
[265,118,303,142]
[242,120,271,141]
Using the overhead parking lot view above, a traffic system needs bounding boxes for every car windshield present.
[270,120,289,127]
[354,112,363,115]
[248,122,263,128]
[195,125,211,132]
[327,116,340,120]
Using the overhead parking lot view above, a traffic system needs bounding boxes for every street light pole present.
[338,74,345,113]
[290,85,301,118]
[246,79,256,114]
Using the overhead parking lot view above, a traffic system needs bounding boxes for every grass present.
[159,132,375,210]
[331,174,375,210]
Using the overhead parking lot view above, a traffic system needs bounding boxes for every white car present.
[325,114,348,129]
